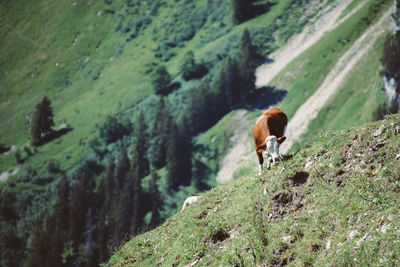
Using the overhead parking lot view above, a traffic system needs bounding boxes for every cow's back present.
[262,108,287,137]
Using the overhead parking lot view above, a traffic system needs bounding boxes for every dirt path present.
[216,1,390,183]
[216,110,254,184]
[280,10,391,153]
[255,0,363,88]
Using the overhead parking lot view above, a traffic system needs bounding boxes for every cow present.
[253,107,287,176]
[181,196,199,211]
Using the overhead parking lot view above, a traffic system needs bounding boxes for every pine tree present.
[148,97,172,168]
[225,57,241,103]
[149,172,162,227]
[152,65,171,95]
[177,115,192,186]
[31,97,54,146]
[231,0,254,24]
[54,175,70,233]
[238,29,257,95]
[166,122,180,190]
[116,147,129,189]
[131,111,149,234]
[116,170,134,240]
[70,172,91,255]
[28,220,50,267]
[181,50,207,80]
[212,69,229,120]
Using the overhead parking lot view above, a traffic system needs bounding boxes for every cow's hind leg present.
[257,151,264,176]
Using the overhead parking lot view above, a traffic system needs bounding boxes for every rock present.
[394,126,400,135]
[379,224,390,234]
[326,239,332,250]
[355,233,370,248]
[347,230,358,242]
[373,125,385,137]
[282,235,291,243]
[3,145,16,155]
[396,154,400,160]
[304,159,315,171]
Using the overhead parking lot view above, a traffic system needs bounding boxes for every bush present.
[99,116,132,144]
[181,51,208,80]
[152,65,172,95]
[0,143,9,154]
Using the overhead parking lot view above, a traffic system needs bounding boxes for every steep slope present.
[209,0,391,183]
[255,0,361,88]
[280,9,391,153]
[108,113,400,266]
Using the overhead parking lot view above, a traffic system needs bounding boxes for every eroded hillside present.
[109,113,400,266]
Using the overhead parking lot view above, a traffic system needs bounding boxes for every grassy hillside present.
[108,113,400,266]
[194,0,391,180]
[273,0,390,119]
[0,0,319,174]
[0,0,397,265]
[1,1,339,265]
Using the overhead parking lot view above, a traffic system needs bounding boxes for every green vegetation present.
[273,0,391,119]
[0,0,397,266]
[108,113,400,266]
[296,34,388,150]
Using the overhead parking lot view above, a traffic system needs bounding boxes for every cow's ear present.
[256,143,266,152]
[277,136,286,144]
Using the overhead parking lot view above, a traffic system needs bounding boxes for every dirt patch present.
[255,0,357,88]
[268,190,305,220]
[337,121,400,185]
[211,228,230,243]
[288,171,309,186]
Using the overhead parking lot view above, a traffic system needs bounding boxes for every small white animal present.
[181,196,199,211]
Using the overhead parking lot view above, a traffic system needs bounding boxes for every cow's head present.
[265,135,286,164]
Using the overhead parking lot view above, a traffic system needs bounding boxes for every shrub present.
[152,65,172,95]
[181,51,208,80]
[99,116,132,144]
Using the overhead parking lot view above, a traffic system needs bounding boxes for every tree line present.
[12,28,260,266]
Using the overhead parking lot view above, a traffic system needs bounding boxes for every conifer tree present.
[212,69,229,119]
[149,172,162,227]
[177,115,192,186]
[148,97,172,168]
[152,65,171,95]
[181,50,207,80]
[231,0,254,24]
[131,111,149,234]
[116,147,129,189]
[166,122,180,190]
[116,171,134,240]
[31,97,54,146]
[225,57,241,103]
[70,172,91,255]
[54,175,70,233]
[238,29,257,95]
[28,220,50,267]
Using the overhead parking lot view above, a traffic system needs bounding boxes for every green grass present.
[299,33,388,146]
[0,0,317,176]
[272,0,391,119]
[107,113,400,266]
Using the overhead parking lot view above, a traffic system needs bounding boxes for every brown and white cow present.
[253,107,287,175]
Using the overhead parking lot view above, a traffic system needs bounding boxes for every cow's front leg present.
[256,150,264,176]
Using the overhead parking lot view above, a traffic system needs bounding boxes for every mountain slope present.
[108,113,400,266]
[205,0,391,183]
[281,8,391,153]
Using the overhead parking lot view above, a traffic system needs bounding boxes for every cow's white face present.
[265,135,281,164]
